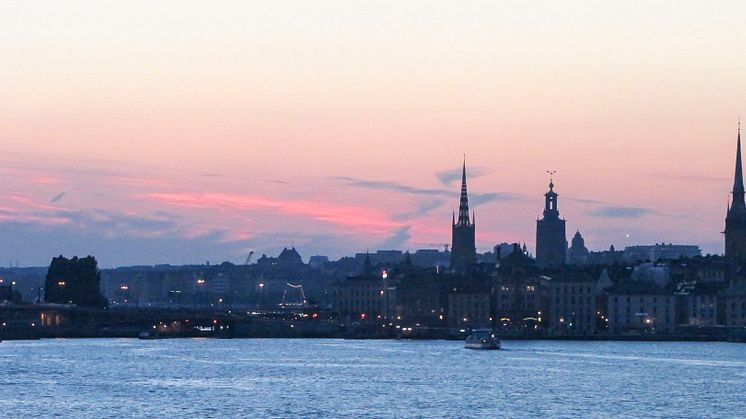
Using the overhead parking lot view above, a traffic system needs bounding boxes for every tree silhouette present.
[44,255,107,308]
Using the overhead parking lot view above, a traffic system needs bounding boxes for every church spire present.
[451,156,476,272]
[456,157,471,226]
[733,120,745,207]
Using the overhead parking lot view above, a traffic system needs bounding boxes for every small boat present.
[138,331,158,340]
[464,328,500,350]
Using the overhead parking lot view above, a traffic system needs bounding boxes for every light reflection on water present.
[1,339,745,418]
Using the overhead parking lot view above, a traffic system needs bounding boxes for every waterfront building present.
[447,284,491,334]
[682,288,720,327]
[451,160,476,273]
[725,123,746,260]
[493,244,548,331]
[536,177,567,268]
[331,274,385,320]
[607,282,677,334]
[392,273,446,328]
[567,231,590,265]
[722,280,746,326]
[547,269,599,334]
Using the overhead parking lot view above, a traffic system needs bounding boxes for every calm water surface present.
[1,338,744,418]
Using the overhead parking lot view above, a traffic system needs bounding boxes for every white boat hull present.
[464,328,500,350]
[464,341,500,350]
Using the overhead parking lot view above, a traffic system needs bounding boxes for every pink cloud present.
[0,194,75,226]
[0,209,71,226]
[6,194,65,212]
[147,192,402,234]
[29,175,64,185]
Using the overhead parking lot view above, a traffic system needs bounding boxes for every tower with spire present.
[536,172,567,268]
[725,121,746,260]
[451,158,476,273]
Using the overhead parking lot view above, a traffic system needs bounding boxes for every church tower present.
[536,174,567,268]
[451,159,476,272]
[725,122,746,260]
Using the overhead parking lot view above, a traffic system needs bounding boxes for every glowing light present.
[57,281,65,286]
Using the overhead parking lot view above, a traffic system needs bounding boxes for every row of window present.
[554,285,594,295]
[554,297,594,305]
[613,306,671,315]
[613,296,673,304]
[499,285,537,292]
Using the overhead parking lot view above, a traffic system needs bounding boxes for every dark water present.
[1,338,744,418]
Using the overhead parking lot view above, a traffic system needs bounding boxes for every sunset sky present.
[2,1,746,267]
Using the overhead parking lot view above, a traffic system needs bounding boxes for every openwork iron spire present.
[733,120,745,207]
[456,158,471,226]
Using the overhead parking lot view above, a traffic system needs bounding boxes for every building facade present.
[447,291,491,333]
[607,283,677,334]
[332,275,385,320]
[493,245,548,331]
[723,281,746,327]
[623,244,701,263]
[548,270,598,334]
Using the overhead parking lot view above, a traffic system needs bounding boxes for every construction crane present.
[245,251,254,265]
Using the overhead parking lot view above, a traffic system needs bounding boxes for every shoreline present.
[1,333,743,343]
